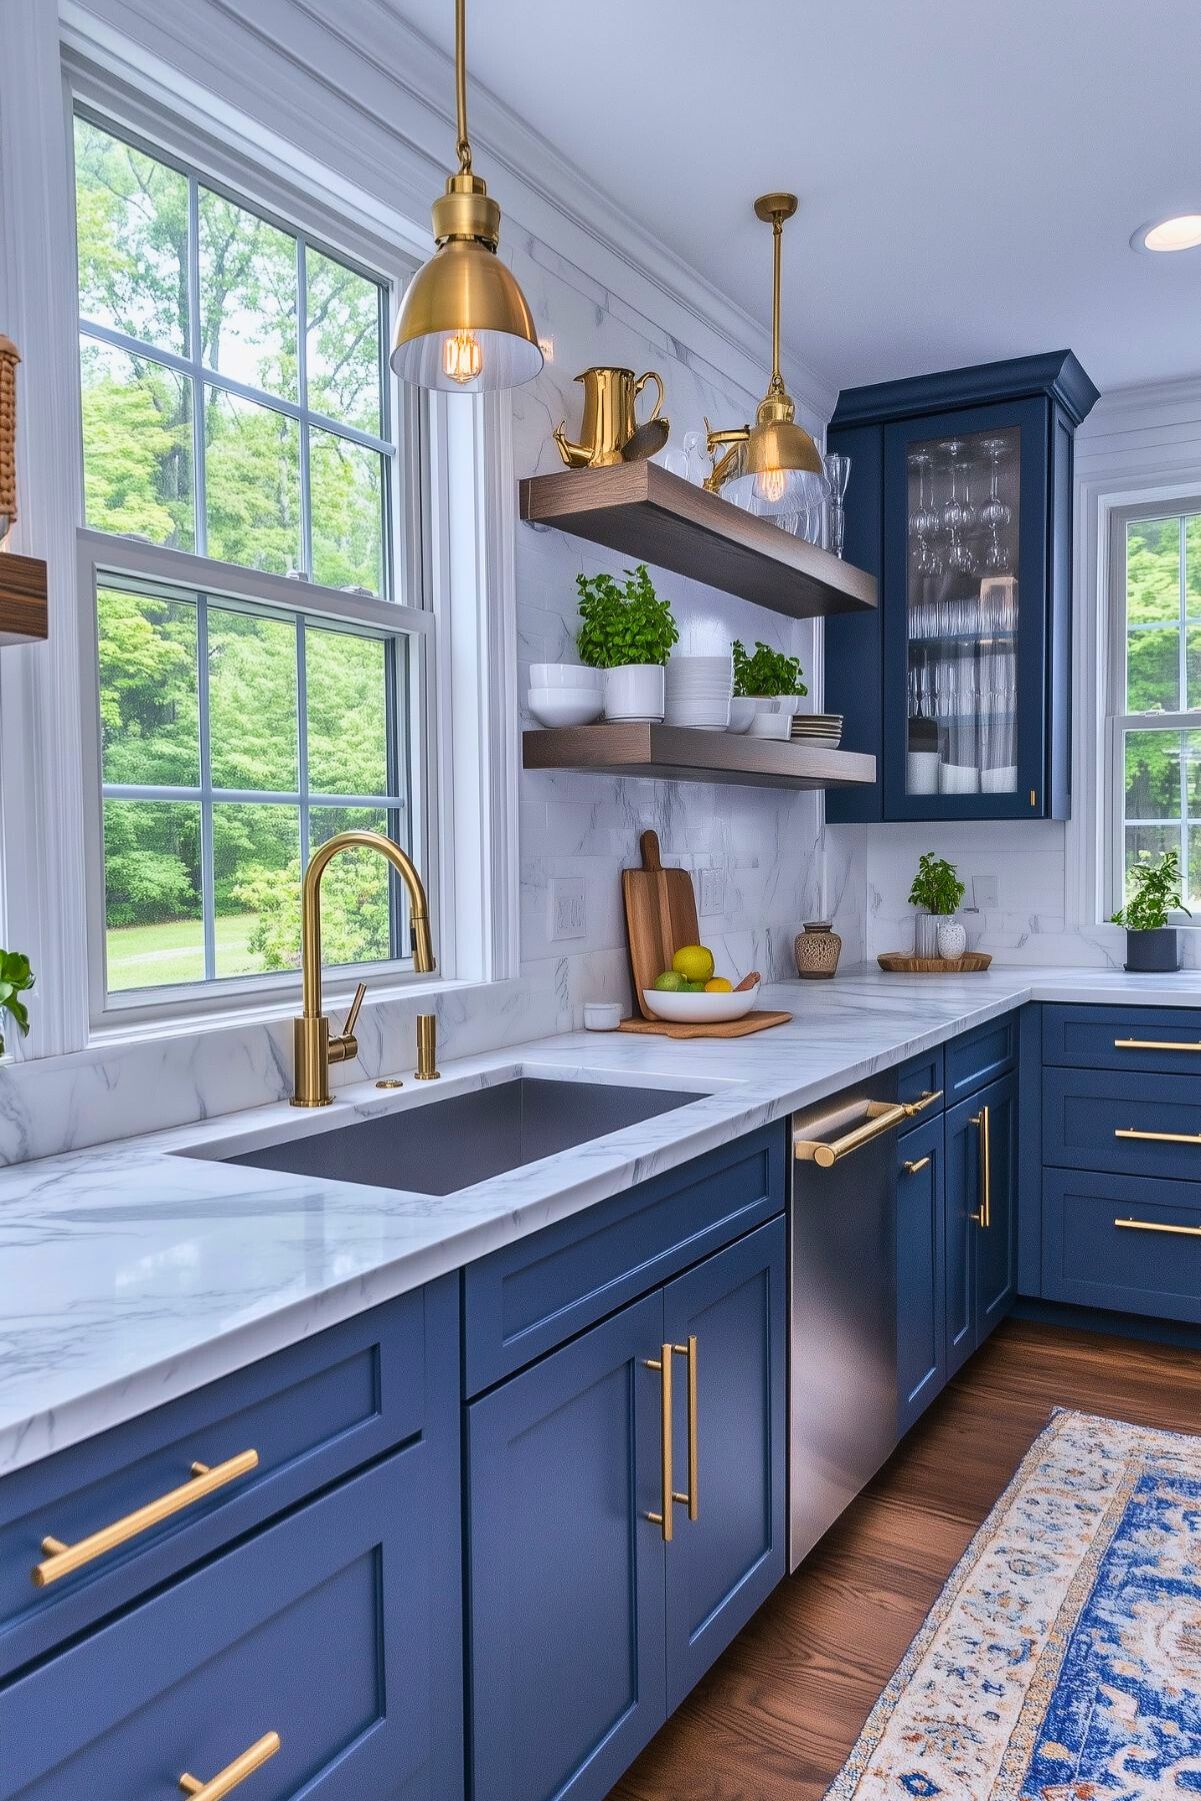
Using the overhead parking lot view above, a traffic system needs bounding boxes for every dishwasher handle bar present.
[794,1091,942,1168]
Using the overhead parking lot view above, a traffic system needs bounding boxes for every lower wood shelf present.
[0,554,48,647]
[522,724,876,790]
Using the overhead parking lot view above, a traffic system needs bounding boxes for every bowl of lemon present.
[643,945,759,1024]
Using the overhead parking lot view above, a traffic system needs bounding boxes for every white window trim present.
[0,15,518,1062]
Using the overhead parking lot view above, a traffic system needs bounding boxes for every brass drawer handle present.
[1115,1216,1201,1239]
[970,1104,991,1228]
[1115,1127,1201,1147]
[32,1449,260,1589]
[902,1155,931,1175]
[671,1337,698,1523]
[1115,1037,1201,1052]
[179,1731,281,1799]
[643,1345,674,1542]
[795,1091,942,1168]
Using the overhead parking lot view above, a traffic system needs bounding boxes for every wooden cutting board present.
[621,829,701,1020]
[618,1010,792,1040]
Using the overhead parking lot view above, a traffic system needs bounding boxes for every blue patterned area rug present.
[827,1409,1201,1800]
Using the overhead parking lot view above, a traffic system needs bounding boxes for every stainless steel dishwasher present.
[789,1078,942,1569]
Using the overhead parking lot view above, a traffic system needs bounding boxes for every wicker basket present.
[0,335,19,539]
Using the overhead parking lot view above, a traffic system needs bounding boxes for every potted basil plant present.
[0,950,34,1059]
[576,564,679,723]
[908,853,967,959]
[1111,849,1190,972]
[731,639,808,739]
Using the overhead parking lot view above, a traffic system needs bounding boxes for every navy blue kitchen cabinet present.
[896,1113,947,1435]
[467,1219,787,1801]
[826,353,1098,823]
[945,1072,1018,1377]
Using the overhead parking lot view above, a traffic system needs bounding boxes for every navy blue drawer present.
[944,1013,1017,1103]
[463,1124,785,1394]
[0,1279,457,1679]
[0,1443,463,1801]
[1042,1168,1201,1325]
[1043,1067,1201,1181]
[897,1046,945,1121]
[1043,1004,1201,1074]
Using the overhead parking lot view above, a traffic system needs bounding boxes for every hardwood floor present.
[606,1317,1201,1801]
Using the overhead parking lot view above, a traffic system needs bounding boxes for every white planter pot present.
[915,911,949,958]
[603,664,665,723]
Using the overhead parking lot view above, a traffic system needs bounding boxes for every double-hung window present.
[1107,499,1201,916]
[72,109,429,1011]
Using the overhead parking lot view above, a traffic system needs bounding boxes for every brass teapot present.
[554,365,668,469]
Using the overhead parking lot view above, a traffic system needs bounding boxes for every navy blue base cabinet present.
[826,353,1098,823]
[895,1112,947,1435]
[467,1215,787,1801]
[945,1074,1018,1376]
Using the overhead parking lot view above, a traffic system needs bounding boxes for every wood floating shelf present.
[523,724,877,792]
[519,461,877,621]
[0,554,48,647]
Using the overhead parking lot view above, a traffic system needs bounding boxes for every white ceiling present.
[382,0,1201,399]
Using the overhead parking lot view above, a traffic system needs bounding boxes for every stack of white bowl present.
[528,663,603,728]
[664,654,732,731]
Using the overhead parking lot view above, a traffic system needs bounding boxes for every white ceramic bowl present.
[642,982,759,1024]
[748,712,792,740]
[727,698,756,733]
[583,1000,623,1031]
[530,663,601,690]
[528,687,604,727]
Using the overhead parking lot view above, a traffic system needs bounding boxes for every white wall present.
[830,378,1201,971]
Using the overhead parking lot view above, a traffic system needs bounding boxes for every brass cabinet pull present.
[671,1337,698,1522]
[1115,1216,1201,1239]
[179,1731,281,1799]
[31,1449,259,1589]
[643,1346,673,1542]
[1115,1037,1201,1052]
[1115,1126,1201,1147]
[795,1091,942,1168]
[902,1155,931,1175]
[970,1105,991,1228]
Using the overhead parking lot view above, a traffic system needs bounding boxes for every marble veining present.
[1,965,1199,1476]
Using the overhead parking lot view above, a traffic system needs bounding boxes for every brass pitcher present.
[554,365,668,469]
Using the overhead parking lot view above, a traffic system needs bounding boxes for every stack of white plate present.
[664,655,732,731]
[528,663,603,728]
[790,711,844,750]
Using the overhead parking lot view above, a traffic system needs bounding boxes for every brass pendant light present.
[390,0,543,392]
[704,194,825,514]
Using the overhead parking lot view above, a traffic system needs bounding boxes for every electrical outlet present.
[973,873,998,910]
[550,876,586,942]
[699,868,726,917]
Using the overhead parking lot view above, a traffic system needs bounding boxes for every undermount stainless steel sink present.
[207,1078,706,1196]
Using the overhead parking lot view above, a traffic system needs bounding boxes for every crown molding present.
[61,0,836,423]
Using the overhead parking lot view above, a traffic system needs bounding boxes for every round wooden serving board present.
[878,951,992,974]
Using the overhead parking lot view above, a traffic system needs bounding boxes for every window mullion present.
[297,234,313,579]
[297,617,311,874]
[196,593,216,981]
[188,173,207,559]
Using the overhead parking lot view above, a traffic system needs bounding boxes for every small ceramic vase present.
[794,921,842,980]
[936,917,967,961]
[914,912,943,959]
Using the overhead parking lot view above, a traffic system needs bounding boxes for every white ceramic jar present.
[936,917,968,960]
[603,664,666,723]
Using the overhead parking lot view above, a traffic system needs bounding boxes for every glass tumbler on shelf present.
[823,451,851,557]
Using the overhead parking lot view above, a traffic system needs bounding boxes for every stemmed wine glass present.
[979,437,1012,573]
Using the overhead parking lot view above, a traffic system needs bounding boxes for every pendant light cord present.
[455,0,472,173]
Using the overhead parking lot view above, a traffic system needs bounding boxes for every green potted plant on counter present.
[908,852,966,959]
[576,563,678,723]
[0,950,34,1059]
[1111,848,1189,972]
[731,638,808,739]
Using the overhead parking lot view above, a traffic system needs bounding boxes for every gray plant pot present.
[1123,927,1181,973]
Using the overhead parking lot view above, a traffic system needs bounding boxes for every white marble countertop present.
[1,963,1198,1474]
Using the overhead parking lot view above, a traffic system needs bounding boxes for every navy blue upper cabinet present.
[826,353,1098,823]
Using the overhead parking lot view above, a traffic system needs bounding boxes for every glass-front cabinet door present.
[881,399,1050,820]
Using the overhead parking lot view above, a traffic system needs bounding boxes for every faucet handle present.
[342,982,367,1040]
[328,982,367,1067]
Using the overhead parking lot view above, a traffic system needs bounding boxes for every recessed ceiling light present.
[1131,214,1201,254]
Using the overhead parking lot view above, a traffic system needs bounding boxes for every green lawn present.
[107,913,263,990]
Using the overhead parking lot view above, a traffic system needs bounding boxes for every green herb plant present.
[1111,848,1190,931]
[0,951,34,1058]
[907,853,966,918]
[731,639,808,698]
[575,564,679,669]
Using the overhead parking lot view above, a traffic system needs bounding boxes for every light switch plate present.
[699,868,726,917]
[550,876,586,941]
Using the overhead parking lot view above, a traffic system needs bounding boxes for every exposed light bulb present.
[756,467,788,506]
[443,329,484,385]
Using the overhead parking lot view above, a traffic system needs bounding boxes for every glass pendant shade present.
[390,235,543,393]
[726,464,828,517]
